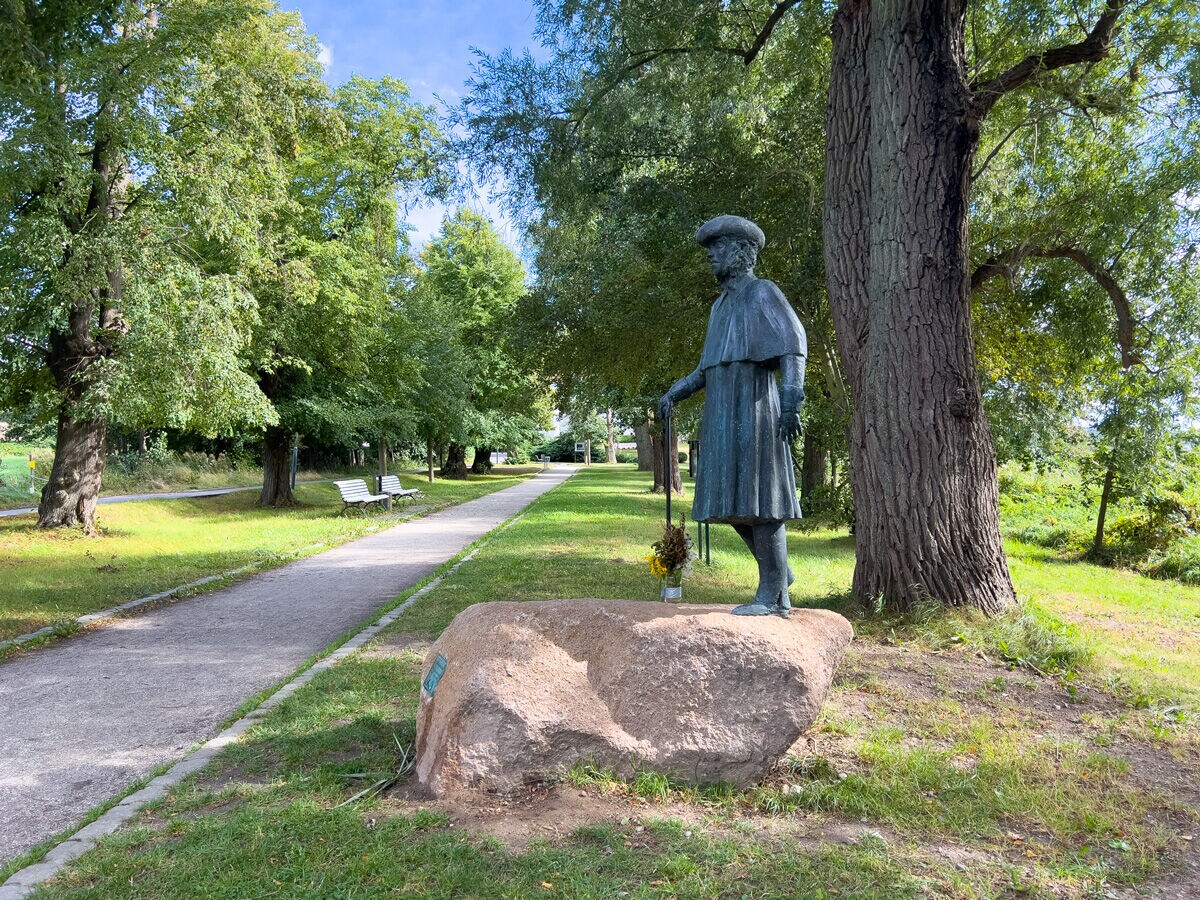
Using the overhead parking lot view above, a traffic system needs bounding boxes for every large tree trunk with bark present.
[37,80,130,530]
[471,446,493,474]
[441,442,469,479]
[633,422,654,471]
[38,405,107,533]
[824,0,1015,613]
[259,426,295,506]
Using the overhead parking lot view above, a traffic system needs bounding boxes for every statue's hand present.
[778,411,802,444]
[657,393,674,421]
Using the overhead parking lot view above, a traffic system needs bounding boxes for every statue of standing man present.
[658,216,807,617]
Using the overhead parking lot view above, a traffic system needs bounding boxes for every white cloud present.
[317,43,333,68]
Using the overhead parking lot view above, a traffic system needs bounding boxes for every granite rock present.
[414,599,852,795]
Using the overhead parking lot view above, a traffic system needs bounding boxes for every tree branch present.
[568,0,803,127]
[742,0,803,65]
[971,243,1139,368]
[971,0,1127,121]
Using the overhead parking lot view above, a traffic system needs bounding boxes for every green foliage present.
[402,209,551,453]
[0,0,332,435]
[999,460,1200,581]
[247,74,448,451]
[460,0,846,453]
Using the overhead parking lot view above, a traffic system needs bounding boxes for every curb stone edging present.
[0,509,530,897]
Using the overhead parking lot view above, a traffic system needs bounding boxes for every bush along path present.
[0,466,577,869]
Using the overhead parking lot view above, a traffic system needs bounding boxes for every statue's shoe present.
[731,602,775,616]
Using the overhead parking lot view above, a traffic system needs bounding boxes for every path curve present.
[0,467,575,863]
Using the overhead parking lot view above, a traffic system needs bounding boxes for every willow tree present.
[463,0,1197,612]
[0,0,325,530]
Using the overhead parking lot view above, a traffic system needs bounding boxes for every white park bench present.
[380,475,421,502]
[334,479,389,515]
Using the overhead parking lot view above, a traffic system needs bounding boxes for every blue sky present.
[279,0,542,246]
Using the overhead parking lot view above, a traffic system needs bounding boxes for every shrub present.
[1142,539,1200,584]
[615,450,638,464]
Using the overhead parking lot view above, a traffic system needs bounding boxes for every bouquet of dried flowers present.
[647,516,695,589]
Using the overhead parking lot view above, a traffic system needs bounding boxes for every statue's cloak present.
[697,277,806,371]
[692,277,806,525]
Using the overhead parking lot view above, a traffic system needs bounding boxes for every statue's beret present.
[696,215,766,250]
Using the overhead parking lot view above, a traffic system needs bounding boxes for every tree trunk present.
[650,420,683,495]
[471,446,493,474]
[633,422,654,471]
[801,431,828,504]
[378,437,388,492]
[441,442,469,479]
[1091,464,1116,558]
[259,426,295,506]
[605,408,618,463]
[137,430,147,454]
[38,408,107,533]
[37,79,129,530]
[426,438,435,483]
[824,0,1015,614]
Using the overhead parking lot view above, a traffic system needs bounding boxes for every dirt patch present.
[364,632,431,659]
[194,759,275,792]
[378,780,898,855]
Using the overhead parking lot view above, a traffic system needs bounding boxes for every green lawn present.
[28,465,1199,899]
[0,442,52,508]
[0,468,537,644]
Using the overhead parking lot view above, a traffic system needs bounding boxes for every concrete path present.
[0,467,575,864]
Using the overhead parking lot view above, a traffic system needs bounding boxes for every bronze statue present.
[658,215,807,616]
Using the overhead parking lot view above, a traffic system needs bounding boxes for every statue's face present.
[705,236,737,280]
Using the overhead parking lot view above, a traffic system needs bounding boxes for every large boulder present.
[414,599,852,795]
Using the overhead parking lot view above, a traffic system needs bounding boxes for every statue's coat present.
[691,277,806,525]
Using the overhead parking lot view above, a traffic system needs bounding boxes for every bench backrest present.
[380,475,403,492]
[334,479,377,501]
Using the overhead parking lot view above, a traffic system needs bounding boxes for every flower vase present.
[661,572,683,601]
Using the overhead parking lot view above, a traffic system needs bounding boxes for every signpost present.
[28,455,36,495]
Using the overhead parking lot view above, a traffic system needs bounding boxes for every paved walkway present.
[0,467,575,864]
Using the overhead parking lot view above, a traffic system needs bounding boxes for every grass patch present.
[0,442,52,508]
[35,652,931,900]
[0,468,536,644]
